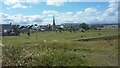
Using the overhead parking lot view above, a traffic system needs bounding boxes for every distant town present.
[0,16,118,36]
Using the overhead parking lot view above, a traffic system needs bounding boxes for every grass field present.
[2,29,118,66]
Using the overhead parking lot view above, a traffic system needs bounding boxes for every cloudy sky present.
[0,0,119,25]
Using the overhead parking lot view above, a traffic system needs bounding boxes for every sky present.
[0,0,119,25]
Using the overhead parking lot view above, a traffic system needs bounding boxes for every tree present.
[79,23,90,30]
[90,25,97,30]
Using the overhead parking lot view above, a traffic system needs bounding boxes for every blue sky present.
[2,2,109,15]
[0,0,118,25]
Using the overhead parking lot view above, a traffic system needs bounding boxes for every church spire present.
[52,16,56,30]
[53,16,55,26]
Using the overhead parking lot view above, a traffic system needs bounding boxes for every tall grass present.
[2,29,118,66]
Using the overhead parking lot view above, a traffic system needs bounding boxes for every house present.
[61,23,80,30]
[0,24,12,33]
[89,23,118,30]
[0,24,20,36]
[40,25,51,31]
[101,24,118,29]
[32,25,40,32]
[55,25,64,30]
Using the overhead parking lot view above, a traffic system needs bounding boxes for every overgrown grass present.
[2,29,118,66]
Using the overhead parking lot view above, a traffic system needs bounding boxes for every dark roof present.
[0,24,11,26]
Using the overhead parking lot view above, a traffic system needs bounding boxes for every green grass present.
[2,29,118,66]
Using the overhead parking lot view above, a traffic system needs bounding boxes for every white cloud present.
[41,9,101,24]
[103,8,117,16]
[42,10,58,15]
[109,0,118,2]
[85,8,97,13]
[66,12,73,15]
[12,3,29,8]
[6,7,10,10]
[103,1,118,16]
[76,11,83,15]
[3,0,40,5]
[84,8,100,15]
[46,0,66,6]
[108,2,118,8]
[41,18,52,25]
[3,0,119,9]
[0,13,44,25]
[3,0,31,9]
[4,0,20,5]
[2,0,119,6]
[76,8,100,17]
[102,1,118,23]
[21,0,40,4]
[0,13,3,24]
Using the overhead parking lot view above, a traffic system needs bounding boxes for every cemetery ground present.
[2,29,118,66]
